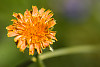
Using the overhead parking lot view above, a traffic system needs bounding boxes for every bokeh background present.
[0,0,100,67]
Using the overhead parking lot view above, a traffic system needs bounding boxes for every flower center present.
[21,22,47,39]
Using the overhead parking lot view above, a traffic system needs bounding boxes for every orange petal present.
[32,6,38,16]
[7,31,18,37]
[27,38,32,44]
[24,9,32,23]
[29,43,34,51]
[50,31,56,36]
[18,13,24,19]
[48,19,56,28]
[24,9,31,17]
[48,34,57,41]
[6,25,14,30]
[11,19,18,24]
[43,41,49,47]
[29,43,35,55]
[48,39,53,44]
[17,39,23,48]
[46,13,53,22]
[18,19,23,23]
[53,37,57,41]
[14,35,23,42]
[11,19,17,22]
[42,10,51,19]
[13,13,18,18]
[16,25,24,30]
[17,30,23,34]
[29,51,34,55]
[13,13,21,19]
[20,40,27,52]
[43,42,49,47]
[35,43,42,54]
[41,42,45,49]
[39,8,45,15]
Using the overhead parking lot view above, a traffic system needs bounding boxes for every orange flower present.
[6,6,57,55]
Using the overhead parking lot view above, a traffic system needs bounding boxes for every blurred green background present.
[0,0,100,67]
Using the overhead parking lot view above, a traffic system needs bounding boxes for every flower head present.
[6,6,57,55]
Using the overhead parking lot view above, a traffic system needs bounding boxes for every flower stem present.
[32,45,100,67]
[37,55,45,67]
[38,45,100,60]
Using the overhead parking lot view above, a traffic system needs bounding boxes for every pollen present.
[6,6,57,55]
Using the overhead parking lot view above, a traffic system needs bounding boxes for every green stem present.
[32,45,100,67]
[38,45,100,60]
[37,55,45,67]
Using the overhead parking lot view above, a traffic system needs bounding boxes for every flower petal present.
[7,31,19,37]
[50,31,56,36]
[42,10,51,19]
[29,43,35,55]
[29,51,34,55]
[16,25,24,30]
[48,19,56,28]
[18,13,24,19]
[47,34,57,41]
[32,6,38,16]
[29,43,34,51]
[27,38,32,44]
[14,35,23,42]
[20,39,27,52]
[13,13,21,19]
[11,19,18,24]
[39,8,45,15]
[46,13,53,22]
[43,41,49,47]
[35,43,42,54]
[6,25,14,30]
[17,39,23,48]
[41,42,45,49]
[24,9,31,17]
